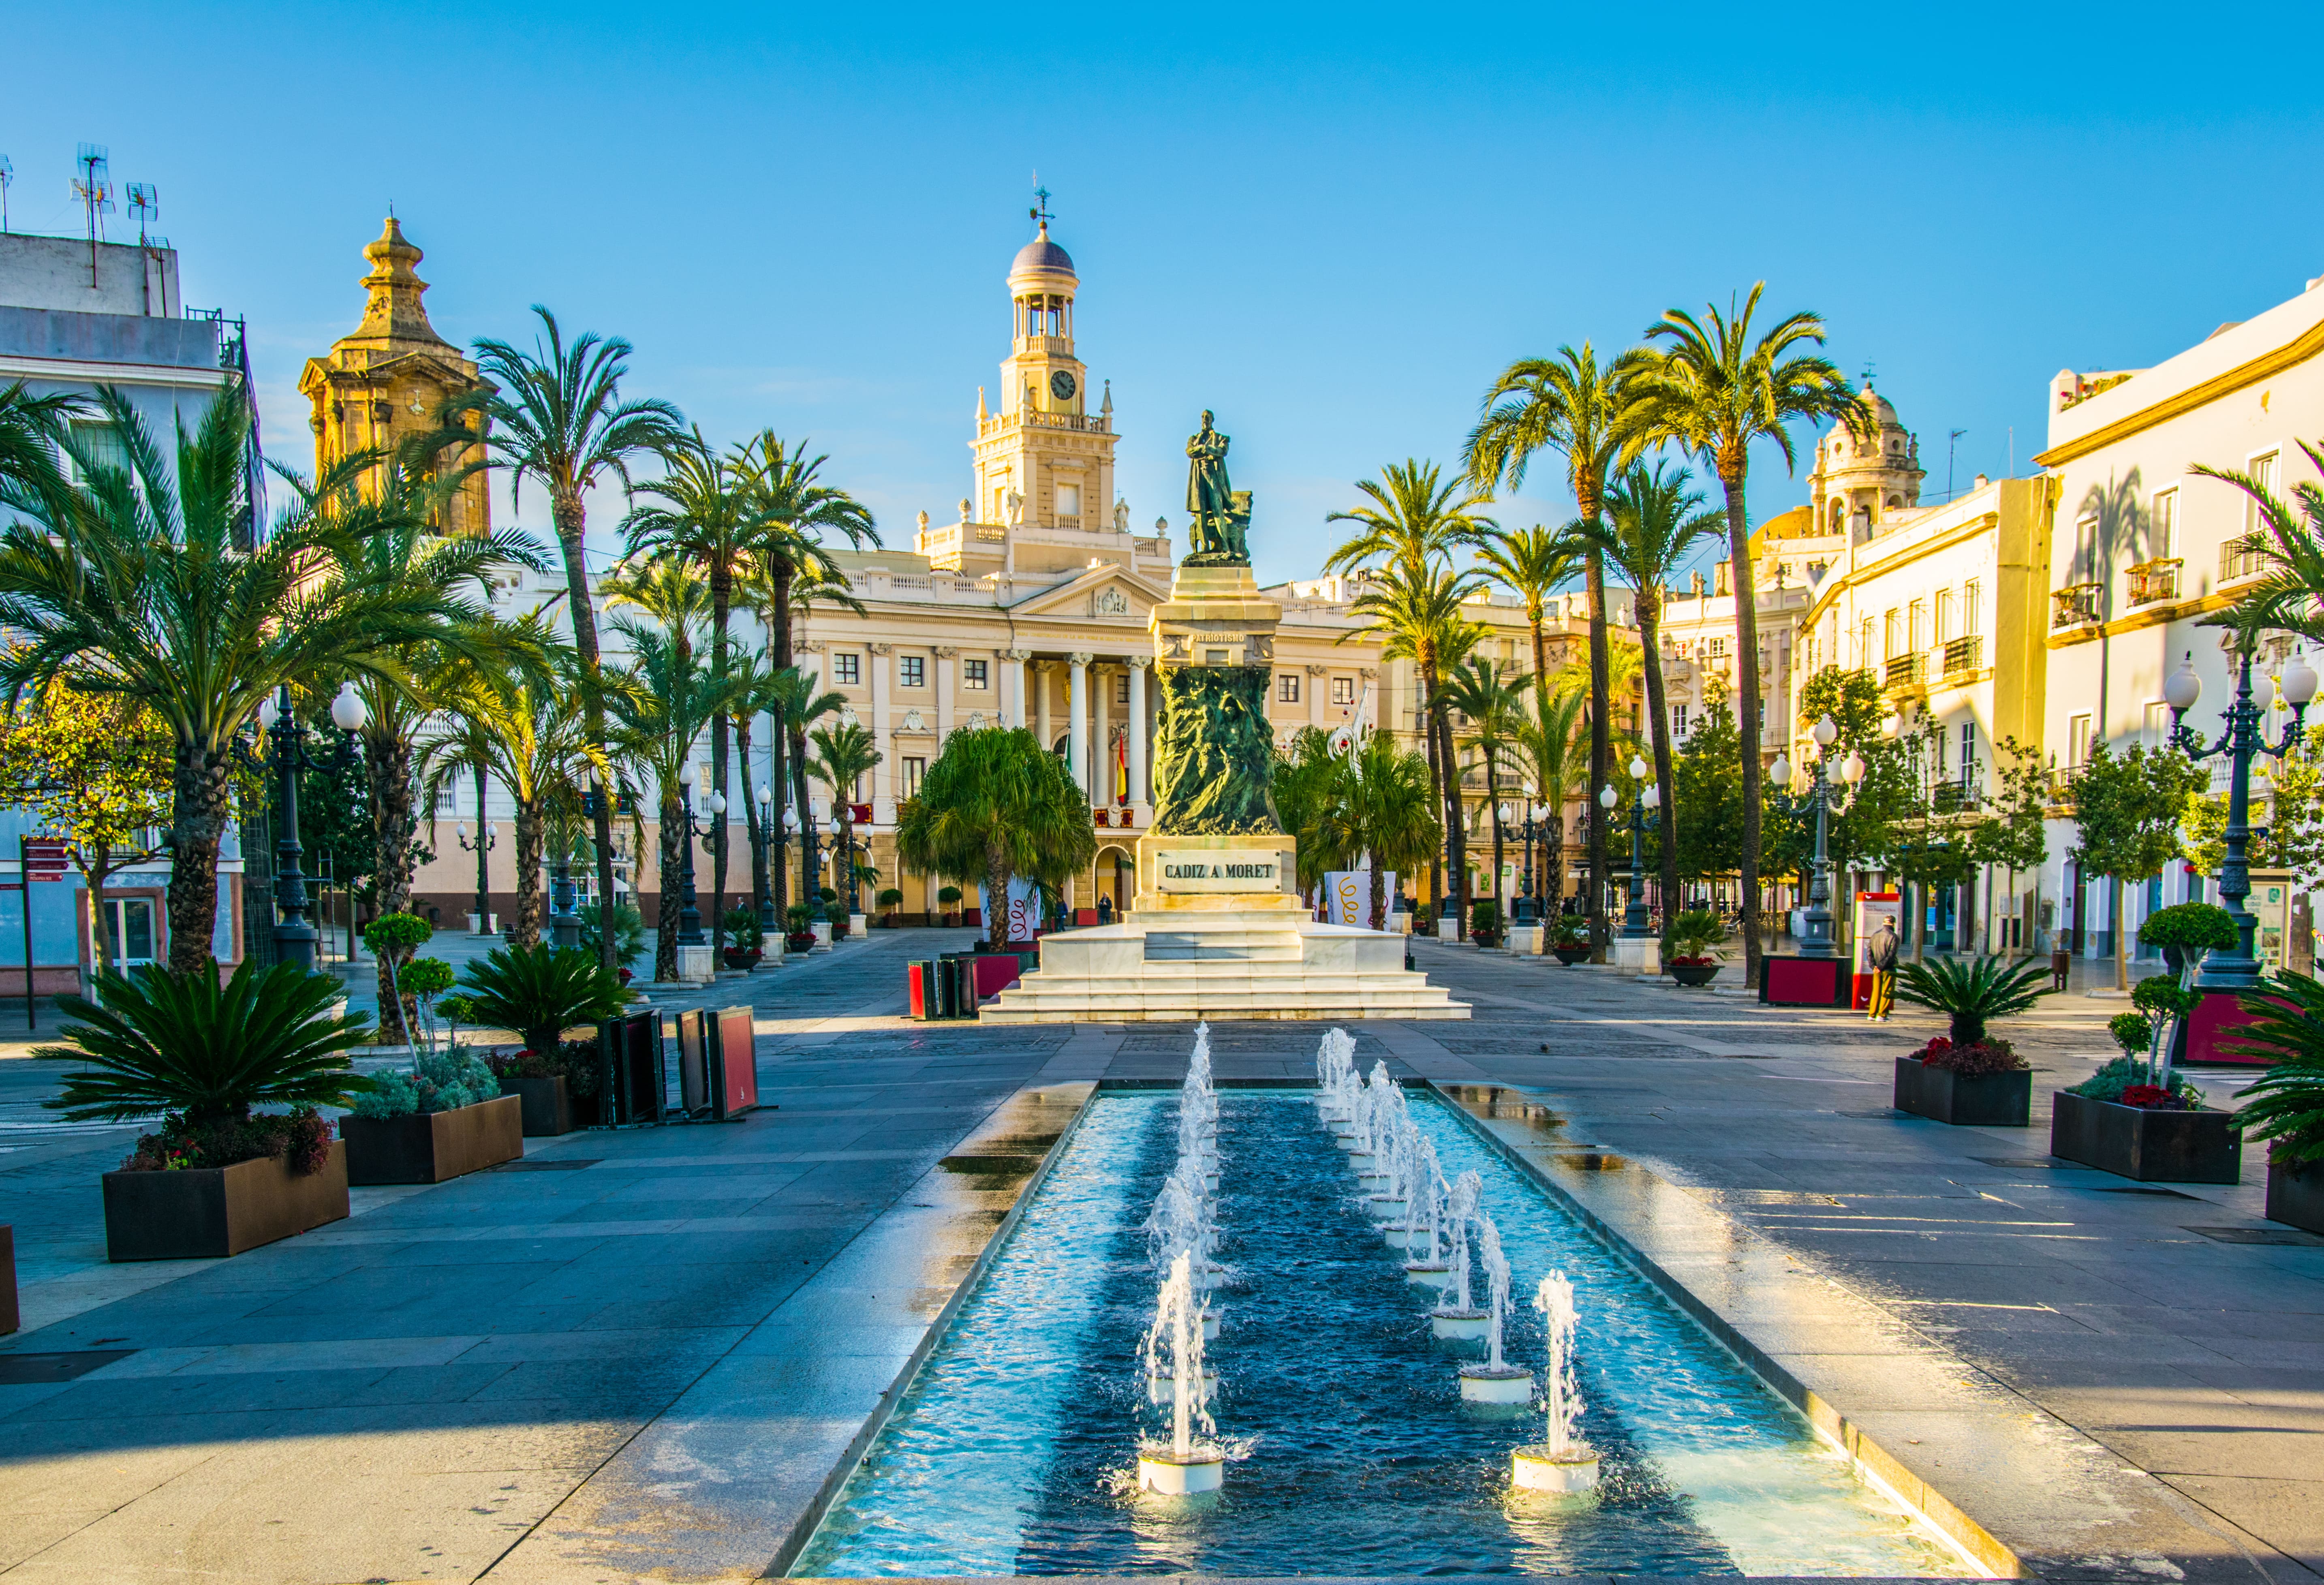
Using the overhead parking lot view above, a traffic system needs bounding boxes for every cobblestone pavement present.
[0,929,2315,1582]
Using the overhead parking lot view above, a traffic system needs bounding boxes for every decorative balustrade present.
[1941,634,1982,677]
[2220,535,2271,583]
[2126,558,2182,605]
[2052,582,2102,629]
[1884,652,1922,687]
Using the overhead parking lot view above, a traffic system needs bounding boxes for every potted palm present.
[578,900,647,986]
[937,885,963,927]
[42,962,371,1261]
[783,901,818,955]
[1550,914,1591,966]
[459,944,631,1135]
[1890,955,2049,1126]
[877,887,904,927]
[340,1047,522,1183]
[721,905,764,970]
[2224,970,2324,1233]
[1664,908,1724,987]
[1470,899,1504,949]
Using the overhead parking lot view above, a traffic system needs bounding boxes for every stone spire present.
[354,216,453,349]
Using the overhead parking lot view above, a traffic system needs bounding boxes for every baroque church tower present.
[966,215,1117,535]
[298,218,492,537]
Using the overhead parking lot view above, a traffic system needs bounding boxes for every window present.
[1959,720,1977,790]
[1708,637,1727,660]
[1055,483,1080,520]
[1116,672,1130,705]
[963,658,989,690]
[2068,713,2093,768]
[1908,599,1926,654]
[1963,580,1981,639]
[901,756,926,799]
[2144,701,2173,744]
[1935,589,1955,645]
[2153,488,2179,558]
[834,653,861,686]
[1670,703,1690,738]
[2248,453,2280,535]
[1277,673,1300,703]
[899,655,926,688]
[1331,676,1355,705]
[1860,617,1875,667]
[1883,609,1900,659]
[65,421,126,483]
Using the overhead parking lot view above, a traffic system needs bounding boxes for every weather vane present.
[1030,177,1052,226]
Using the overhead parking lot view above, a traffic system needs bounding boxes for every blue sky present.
[8,2,2322,586]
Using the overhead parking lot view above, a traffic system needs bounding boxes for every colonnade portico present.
[1022,650,1154,820]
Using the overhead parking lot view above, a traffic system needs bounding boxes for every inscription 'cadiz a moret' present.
[1162,863,1276,880]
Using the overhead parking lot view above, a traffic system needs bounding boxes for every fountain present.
[1431,1171,1489,1340]
[1136,1251,1225,1494]
[1512,1269,1600,1493]
[1456,1214,1533,1404]
[1402,1134,1452,1286]
[1315,1028,1356,1125]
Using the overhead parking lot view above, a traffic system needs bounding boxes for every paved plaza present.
[0,931,2317,1583]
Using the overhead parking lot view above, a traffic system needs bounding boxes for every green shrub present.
[785,901,815,932]
[1469,899,1501,934]
[2072,1055,2201,1107]
[2226,970,2324,1164]
[1665,908,1724,964]
[362,911,433,957]
[40,961,372,1129]
[1893,954,2055,1047]
[817,886,837,904]
[348,1047,500,1119]
[877,887,904,911]
[936,885,963,907]
[721,905,765,949]
[577,900,646,966]
[2137,902,2238,954]
[2132,974,2199,1017]
[824,900,849,925]
[456,944,630,1055]
[2108,1011,2155,1054]
[402,957,456,998]
[1552,913,1589,946]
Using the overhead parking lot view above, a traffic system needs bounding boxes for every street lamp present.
[1502,795,1556,922]
[244,681,366,973]
[455,819,496,935]
[1769,712,1864,959]
[755,782,778,932]
[1603,756,1660,939]
[672,761,724,947]
[2165,645,2317,987]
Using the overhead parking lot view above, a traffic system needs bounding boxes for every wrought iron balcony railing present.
[2052,583,2102,629]
[1941,634,1982,677]
[2127,558,2182,605]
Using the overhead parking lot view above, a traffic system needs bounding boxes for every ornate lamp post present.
[1601,756,1660,939]
[673,761,725,947]
[455,818,496,935]
[755,782,778,933]
[547,832,581,950]
[1501,796,1554,923]
[1769,713,1867,959]
[2165,645,2316,987]
[248,681,366,974]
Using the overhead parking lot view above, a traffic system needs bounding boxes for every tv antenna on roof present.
[1030,176,1052,226]
[73,143,113,288]
[1947,428,1967,502]
[128,183,158,245]
[0,156,13,233]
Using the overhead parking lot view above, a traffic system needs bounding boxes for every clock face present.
[1049,370,1078,401]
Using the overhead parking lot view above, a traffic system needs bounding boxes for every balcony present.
[2127,558,2182,605]
[1884,652,1922,688]
[1941,634,1982,677]
[2221,534,2272,583]
[2052,582,2102,629]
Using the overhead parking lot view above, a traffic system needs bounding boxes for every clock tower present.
[968,216,1117,534]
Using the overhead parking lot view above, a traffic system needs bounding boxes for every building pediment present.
[1008,562,1170,622]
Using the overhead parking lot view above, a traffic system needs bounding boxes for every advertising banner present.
[1324,870,1396,930]
[979,877,1043,944]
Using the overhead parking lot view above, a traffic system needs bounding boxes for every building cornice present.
[2033,316,2324,468]
[0,354,229,389]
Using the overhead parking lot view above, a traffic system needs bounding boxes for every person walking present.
[1866,919,1900,1021]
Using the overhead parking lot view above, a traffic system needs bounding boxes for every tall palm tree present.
[1466,344,1645,961]
[1273,727,1352,901]
[0,387,467,974]
[1443,657,1534,925]
[809,719,881,919]
[764,665,848,914]
[1627,286,1858,980]
[621,431,763,946]
[1515,690,1589,910]
[1583,460,1726,932]
[1343,558,1487,938]
[1326,461,1492,932]
[463,308,687,967]
[1470,523,1588,697]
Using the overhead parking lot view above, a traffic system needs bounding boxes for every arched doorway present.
[1093,842,1135,921]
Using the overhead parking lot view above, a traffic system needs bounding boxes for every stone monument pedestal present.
[1612,935,1662,975]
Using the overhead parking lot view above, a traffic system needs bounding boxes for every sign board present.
[979,877,1042,944]
[1152,850,1293,895]
[23,839,68,882]
[2250,869,2292,974]
[1324,869,1396,930]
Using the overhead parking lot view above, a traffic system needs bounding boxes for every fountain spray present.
[1512,1269,1599,1493]
[1403,1134,1453,1287]
[1430,1170,1488,1340]
[1457,1213,1534,1403]
[1137,1251,1224,1494]
[1316,1027,1355,1122]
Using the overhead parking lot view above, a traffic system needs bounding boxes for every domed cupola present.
[1808,380,1925,539]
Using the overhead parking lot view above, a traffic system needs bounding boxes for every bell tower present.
[967,201,1117,536]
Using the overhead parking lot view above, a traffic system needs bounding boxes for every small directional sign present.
[22,839,68,881]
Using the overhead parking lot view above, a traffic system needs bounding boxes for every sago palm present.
[1626,286,1859,982]
[1465,344,1646,959]
[1586,460,1726,927]
[462,308,687,966]
[0,386,468,973]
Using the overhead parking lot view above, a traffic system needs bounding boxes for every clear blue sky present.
[8,1,2321,586]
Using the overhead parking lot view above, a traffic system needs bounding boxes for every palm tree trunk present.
[709,567,731,955]
[1487,758,1506,928]
[791,724,816,909]
[511,804,544,947]
[1640,587,1681,943]
[367,730,420,1042]
[738,712,767,919]
[1584,543,1612,962]
[1716,462,1766,985]
[1420,671,1442,932]
[656,795,682,982]
[167,740,230,975]
[554,493,622,971]
[1528,611,1552,914]
[1437,698,1467,941]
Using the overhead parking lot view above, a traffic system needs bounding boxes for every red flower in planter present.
[2117,1084,2190,1110]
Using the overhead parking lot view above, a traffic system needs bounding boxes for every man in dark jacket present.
[1867,920,1899,1021]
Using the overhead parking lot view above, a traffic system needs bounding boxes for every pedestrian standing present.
[1866,919,1899,1020]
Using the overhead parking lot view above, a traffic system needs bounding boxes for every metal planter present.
[340,1095,524,1185]
[102,1142,351,1262]
[2050,1089,2240,1183]
[1892,1057,2032,1127]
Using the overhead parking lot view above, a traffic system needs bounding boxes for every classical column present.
[1126,656,1151,806]
[933,645,958,738]
[1091,659,1111,805]
[1307,662,1328,729]
[1036,662,1053,752]
[1067,653,1091,791]
[1002,648,1031,730]
[868,643,893,817]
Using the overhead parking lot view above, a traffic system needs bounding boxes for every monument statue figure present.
[1182,410,1253,565]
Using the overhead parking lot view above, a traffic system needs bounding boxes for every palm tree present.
[809,719,881,918]
[1627,286,1858,980]
[1515,690,1589,910]
[1470,523,1588,697]
[464,308,687,968]
[1583,460,1726,933]
[0,387,467,974]
[723,648,783,925]
[0,383,81,523]
[621,432,760,945]
[1326,461,1492,933]
[894,726,1094,949]
[1343,559,1488,938]
[1443,658,1534,925]
[764,665,848,915]
[1466,344,1645,961]
[1273,727,1352,901]
[1333,729,1442,933]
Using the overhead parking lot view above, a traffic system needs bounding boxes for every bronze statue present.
[1183,410,1253,564]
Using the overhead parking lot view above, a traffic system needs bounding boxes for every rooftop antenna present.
[128,182,158,246]
[73,143,113,289]
[1946,428,1967,501]
[0,155,12,233]
[1029,176,1052,228]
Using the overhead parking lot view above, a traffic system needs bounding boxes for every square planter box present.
[500,1074,575,1136]
[2266,1158,2324,1235]
[341,1094,524,1185]
[1893,1057,2032,1126]
[103,1141,350,1262]
[2050,1089,2240,1183]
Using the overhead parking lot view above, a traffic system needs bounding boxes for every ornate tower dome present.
[1807,381,1924,540]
